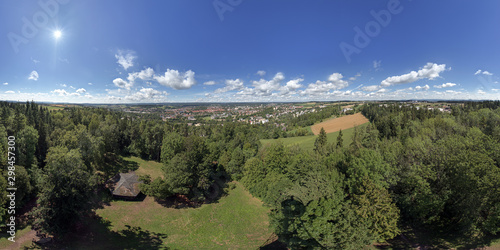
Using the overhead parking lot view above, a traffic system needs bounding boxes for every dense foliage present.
[1,100,500,247]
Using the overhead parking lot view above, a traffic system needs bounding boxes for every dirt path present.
[4,230,37,250]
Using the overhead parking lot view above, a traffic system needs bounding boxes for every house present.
[107,172,143,199]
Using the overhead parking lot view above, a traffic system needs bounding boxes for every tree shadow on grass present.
[154,180,232,209]
[23,216,168,250]
[101,154,140,179]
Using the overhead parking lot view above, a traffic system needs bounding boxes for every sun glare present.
[54,30,62,39]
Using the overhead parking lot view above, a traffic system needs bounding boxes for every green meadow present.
[261,123,368,151]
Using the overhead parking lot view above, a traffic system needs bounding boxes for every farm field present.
[261,123,368,151]
[310,112,369,135]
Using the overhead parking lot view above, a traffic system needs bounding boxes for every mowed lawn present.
[311,113,369,135]
[261,123,369,151]
[126,156,164,179]
[94,181,271,249]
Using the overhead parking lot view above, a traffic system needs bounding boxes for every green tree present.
[160,131,184,164]
[17,125,39,168]
[336,129,343,149]
[353,177,400,242]
[314,127,327,154]
[31,147,97,237]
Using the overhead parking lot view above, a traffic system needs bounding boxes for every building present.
[107,172,143,200]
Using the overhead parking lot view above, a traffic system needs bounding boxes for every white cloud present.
[214,79,244,93]
[127,67,155,83]
[415,84,430,91]
[60,84,67,87]
[434,82,456,88]
[251,72,286,96]
[113,78,133,90]
[373,60,381,70]
[381,63,447,87]
[88,83,93,85]
[475,70,493,76]
[5,91,15,94]
[154,69,196,90]
[28,71,39,81]
[125,87,167,102]
[279,78,304,95]
[349,72,361,81]
[115,49,136,70]
[203,81,217,86]
[52,89,69,96]
[76,88,86,94]
[301,73,349,96]
[2,82,7,85]
[477,90,486,95]
[284,78,304,90]
[69,86,75,89]
[257,70,266,76]
[361,85,380,92]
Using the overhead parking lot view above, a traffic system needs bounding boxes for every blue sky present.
[0,0,499,103]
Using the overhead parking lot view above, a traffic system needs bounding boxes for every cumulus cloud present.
[434,83,456,88]
[127,67,155,83]
[214,79,244,93]
[475,70,493,76]
[381,63,447,87]
[28,71,39,81]
[154,69,196,90]
[203,81,217,86]
[256,70,266,76]
[113,78,133,90]
[5,91,15,94]
[301,73,349,96]
[361,85,380,92]
[125,87,167,102]
[115,49,136,70]
[414,84,430,91]
[251,72,286,96]
[3,82,7,85]
[284,78,304,90]
[76,88,86,94]
[88,83,93,85]
[112,68,157,90]
[477,90,486,95]
[52,89,69,96]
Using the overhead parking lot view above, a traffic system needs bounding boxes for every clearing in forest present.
[311,113,369,135]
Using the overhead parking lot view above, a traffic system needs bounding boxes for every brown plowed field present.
[311,113,369,135]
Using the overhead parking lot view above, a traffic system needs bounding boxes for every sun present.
[54,30,62,39]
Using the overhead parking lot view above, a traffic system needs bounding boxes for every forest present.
[1,100,500,248]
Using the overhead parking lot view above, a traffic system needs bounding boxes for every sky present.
[0,0,499,103]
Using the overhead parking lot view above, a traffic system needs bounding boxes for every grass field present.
[89,181,271,249]
[311,113,369,135]
[262,123,368,151]
[126,156,164,179]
